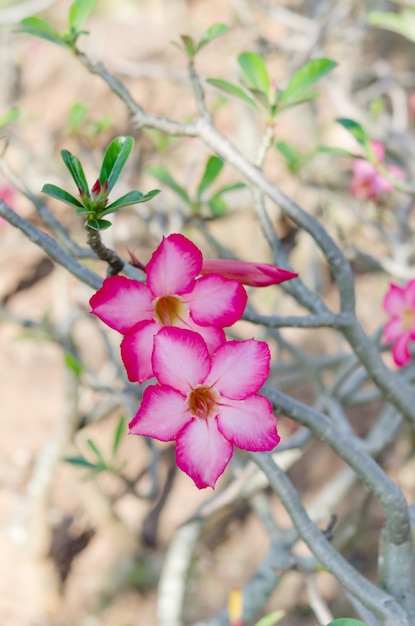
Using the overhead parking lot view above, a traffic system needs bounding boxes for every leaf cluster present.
[42,136,160,230]
[208,54,337,120]
[148,155,244,217]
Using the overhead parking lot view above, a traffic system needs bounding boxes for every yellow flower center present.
[153,295,186,326]
[189,386,219,420]
[402,307,414,330]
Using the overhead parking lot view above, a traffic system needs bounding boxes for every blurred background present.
[1,1,415,625]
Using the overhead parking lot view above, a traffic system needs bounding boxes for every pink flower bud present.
[200,259,298,287]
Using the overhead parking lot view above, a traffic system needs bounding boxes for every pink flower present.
[383,280,415,366]
[90,234,247,383]
[351,140,404,201]
[200,259,298,287]
[129,327,279,489]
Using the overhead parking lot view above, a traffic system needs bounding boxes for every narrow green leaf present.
[104,189,160,213]
[87,438,107,468]
[68,102,88,134]
[207,194,228,216]
[17,17,68,48]
[64,456,101,470]
[147,165,190,204]
[42,183,84,209]
[214,181,246,195]
[0,106,19,129]
[238,52,270,93]
[180,35,196,59]
[317,146,361,158]
[275,140,302,171]
[68,0,97,32]
[254,610,285,626]
[61,150,89,195]
[64,352,84,376]
[246,87,271,112]
[99,136,134,191]
[197,156,224,198]
[336,118,369,148]
[367,10,415,42]
[281,58,337,103]
[206,78,259,109]
[196,23,229,53]
[87,218,112,230]
[112,416,126,457]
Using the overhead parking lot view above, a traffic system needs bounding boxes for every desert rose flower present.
[129,327,279,489]
[200,258,298,287]
[383,280,415,366]
[351,140,404,201]
[90,234,247,383]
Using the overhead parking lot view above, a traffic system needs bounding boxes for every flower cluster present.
[90,234,297,488]
[383,279,415,367]
[350,140,404,202]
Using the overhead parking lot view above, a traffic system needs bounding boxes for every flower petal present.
[90,276,153,334]
[183,318,225,354]
[200,259,298,287]
[121,320,160,383]
[152,327,211,393]
[217,395,279,451]
[185,275,247,327]
[175,417,233,488]
[384,317,404,344]
[391,333,412,367]
[206,339,270,399]
[383,283,405,316]
[404,279,415,308]
[146,234,202,296]
[129,384,190,441]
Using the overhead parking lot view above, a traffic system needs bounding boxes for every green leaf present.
[42,183,84,209]
[196,23,229,53]
[99,136,134,192]
[0,106,19,129]
[64,352,84,376]
[254,610,285,626]
[281,58,337,104]
[214,181,246,195]
[61,150,90,195]
[17,17,68,48]
[68,0,97,32]
[246,87,272,112]
[180,35,196,59]
[367,10,415,42]
[147,165,190,204]
[87,218,112,230]
[336,118,369,148]
[206,78,259,109]
[197,156,224,197]
[68,102,88,134]
[276,140,302,171]
[112,416,126,457]
[104,188,160,213]
[87,438,107,468]
[64,456,102,470]
[316,146,361,158]
[207,194,228,216]
[238,52,270,93]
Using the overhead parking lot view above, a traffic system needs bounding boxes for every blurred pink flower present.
[129,327,279,488]
[90,234,247,383]
[350,140,404,201]
[383,280,415,366]
[0,184,17,225]
[200,258,298,287]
